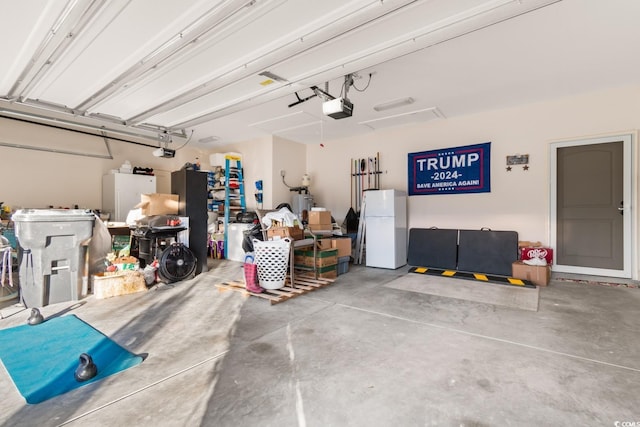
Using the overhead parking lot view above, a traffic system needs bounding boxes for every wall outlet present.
[280,170,285,177]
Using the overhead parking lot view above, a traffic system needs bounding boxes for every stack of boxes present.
[293,208,353,278]
[316,236,352,275]
[294,247,339,279]
[511,242,553,286]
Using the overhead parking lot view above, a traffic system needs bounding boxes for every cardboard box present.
[294,248,338,267]
[316,237,352,255]
[316,239,333,250]
[267,226,304,240]
[308,210,331,224]
[308,223,332,232]
[298,264,337,279]
[331,237,352,257]
[314,264,338,279]
[137,193,179,216]
[520,247,553,265]
[306,254,338,267]
[92,271,147,299]
[511,261,551,287]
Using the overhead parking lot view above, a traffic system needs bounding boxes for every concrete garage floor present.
[0,260,639,427]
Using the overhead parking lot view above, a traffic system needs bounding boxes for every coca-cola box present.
[520,247,553,265]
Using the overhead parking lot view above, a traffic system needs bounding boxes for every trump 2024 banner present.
[408,142,491,195]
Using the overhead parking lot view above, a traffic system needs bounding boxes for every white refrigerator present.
[365,189,407,269]
[102,173,157,221]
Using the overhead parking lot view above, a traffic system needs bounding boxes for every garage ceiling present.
[1,0,639,149]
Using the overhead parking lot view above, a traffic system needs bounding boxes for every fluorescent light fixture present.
[258,71,288,82]
[358,107,444,130]
[198,136,219,144]
[373,97,414,112]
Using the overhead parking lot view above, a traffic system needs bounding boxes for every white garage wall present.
[307,84,640,247]
[272,136,308,209]
[0,119,207,210]
[207,136,276,212]
[3,83,639,254]
[208,136,308,211]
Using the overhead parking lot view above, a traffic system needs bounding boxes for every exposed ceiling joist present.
[9,0,107,100]
[2,0,640,148]
[76,0,261,112]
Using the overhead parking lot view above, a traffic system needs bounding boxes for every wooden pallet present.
[215,274,336,305]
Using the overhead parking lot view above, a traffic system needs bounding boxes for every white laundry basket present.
[253,238,291,289]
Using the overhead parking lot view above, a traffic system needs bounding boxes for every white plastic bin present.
[253,238,290,289]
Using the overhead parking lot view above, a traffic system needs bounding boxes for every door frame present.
[549,132,636,279]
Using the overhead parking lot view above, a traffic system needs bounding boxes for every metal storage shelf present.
[223,155,246,256]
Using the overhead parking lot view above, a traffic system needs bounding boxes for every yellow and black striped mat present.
[409,266,536,288]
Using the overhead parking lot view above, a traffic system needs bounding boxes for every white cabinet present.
[102,173,156,221]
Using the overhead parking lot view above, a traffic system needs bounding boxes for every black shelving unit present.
[171,169,208,275]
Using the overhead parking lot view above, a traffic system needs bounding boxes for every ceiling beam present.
[9,0,108,100]
[0,98,186,144]
[124,0,417,126]
[75,0,259,112]
[172,0,563,129]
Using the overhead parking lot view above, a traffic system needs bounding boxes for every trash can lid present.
[12,209,95,222]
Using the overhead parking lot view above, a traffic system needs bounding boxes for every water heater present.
[292,193,313,220]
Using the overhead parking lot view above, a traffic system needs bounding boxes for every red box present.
[520,247,553,265]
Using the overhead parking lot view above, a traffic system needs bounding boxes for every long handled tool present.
[360,158,366,210]
[355,158,360,211]
[375,152,380,189]
[372,156,377,190]
[350,158,354,209]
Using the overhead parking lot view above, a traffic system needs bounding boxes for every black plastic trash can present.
[13,209,95,308]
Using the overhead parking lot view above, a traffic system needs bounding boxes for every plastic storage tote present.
[13,209,95,307]
[337,256,350,275]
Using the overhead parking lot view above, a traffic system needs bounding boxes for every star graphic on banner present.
[506,166,512,171]
[523,165,529,171]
